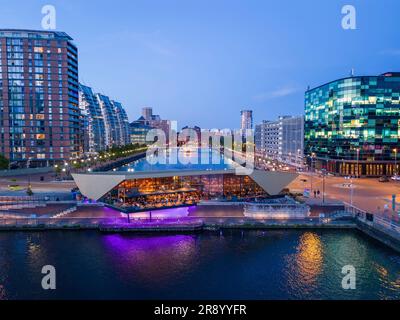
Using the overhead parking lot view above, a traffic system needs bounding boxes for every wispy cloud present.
[94,29,177,57]
[145,41,176,57]
[379,49,400,56]
[252,86,301,102]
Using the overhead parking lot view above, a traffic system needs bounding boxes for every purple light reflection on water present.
[101,233,198,285]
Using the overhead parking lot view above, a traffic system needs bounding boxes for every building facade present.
[240,110,253,131]
[133,107,172,145]
[96,93,119,148]
[79,84,106,153]
[130,121,153,145]
[258,120,279,159]
[181,126,201,146]
[113,100,131,146]
[80,86,131,152]
[305,72,400,176]
[255,124,262,151]
[72,169,298,213]
[0,29,80,167]
[279,116,304,165]
[142,107,153,120]
[257,116,304,167]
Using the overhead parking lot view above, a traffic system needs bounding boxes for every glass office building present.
[305,72,400,176]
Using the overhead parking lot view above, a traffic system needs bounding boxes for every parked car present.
[391,175,400,181]
[379,176,390,182]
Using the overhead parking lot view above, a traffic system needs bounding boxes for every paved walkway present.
[289,173,400,216]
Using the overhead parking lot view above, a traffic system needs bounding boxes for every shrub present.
[0,154,9,170]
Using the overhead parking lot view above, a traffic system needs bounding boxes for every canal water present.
[0,229,399,300]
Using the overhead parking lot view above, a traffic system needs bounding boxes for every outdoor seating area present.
[99,173,269,213]
[108,190,200,212]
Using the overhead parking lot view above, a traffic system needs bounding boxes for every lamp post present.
[297,149,302,169]
[321,169,327,204]
[310,152,316,192]
[356,148,360,178]
[350,176,354,207]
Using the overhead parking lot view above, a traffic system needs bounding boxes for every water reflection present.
[0,230,399,299]
[373,262,400,298]
[285,232,323,297]
[102,234,197,284]
[296,233,324,281]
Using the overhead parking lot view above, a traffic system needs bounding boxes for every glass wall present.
[305,73,400,176]
[101,173,267,212]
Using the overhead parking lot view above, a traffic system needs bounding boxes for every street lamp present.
[310,152,316,192]
[297,149,302,168]
[356,148,360,178]
[321,169,327,204]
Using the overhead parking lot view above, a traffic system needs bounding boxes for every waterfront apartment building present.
[80,86,131,151]
[257,116,304,167]
[96,93,120,148]
[79,84,106,153]
[0,29,81,167]
[305,72,400,176]
[113,100,131,146]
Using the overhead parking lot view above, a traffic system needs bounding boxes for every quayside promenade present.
[0,209,399,253]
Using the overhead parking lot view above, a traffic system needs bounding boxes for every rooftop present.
[306,72,400,93]
[0,29,73,40]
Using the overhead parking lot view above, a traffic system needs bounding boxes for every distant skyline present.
[1,0,400,128]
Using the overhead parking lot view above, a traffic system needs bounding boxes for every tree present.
[26,186,34,196]
[0,154,9,170]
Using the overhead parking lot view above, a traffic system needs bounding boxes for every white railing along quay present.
[0,217,205,228]
[342,202,400,239]
[374,216,400,233]
[52,206,78,218]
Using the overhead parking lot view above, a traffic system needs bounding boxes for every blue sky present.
[1,0,400,128]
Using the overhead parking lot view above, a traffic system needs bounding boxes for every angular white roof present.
[72,169,298,201]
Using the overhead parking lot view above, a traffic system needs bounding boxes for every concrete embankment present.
[356,220,400,253]
[93,151,147,172]
[0,219,357,233]
[204,222,356,231]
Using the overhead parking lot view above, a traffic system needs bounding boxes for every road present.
[0,172,76,196]
[289,173,400,216]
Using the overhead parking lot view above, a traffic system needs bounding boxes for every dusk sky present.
[1,0,399,129]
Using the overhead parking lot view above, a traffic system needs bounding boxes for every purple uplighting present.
[120,206,194,219]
